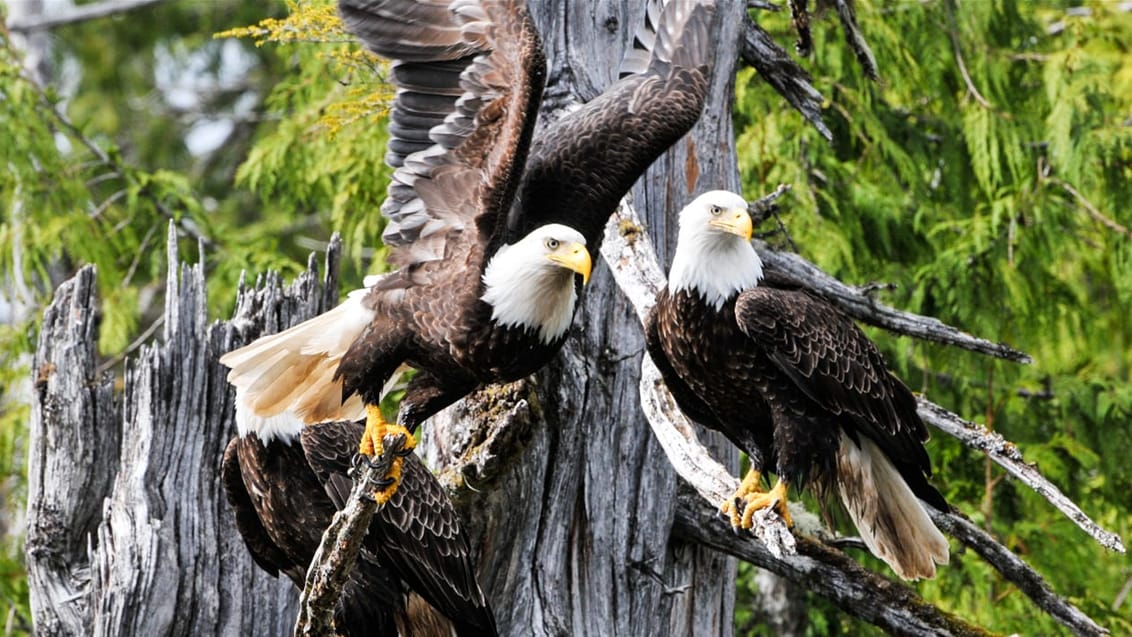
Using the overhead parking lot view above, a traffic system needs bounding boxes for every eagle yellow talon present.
[360,405,417,501]
[720,471,793,530]
[360,405,417,457]
[739,480,793,529]
[720,468,765,529]
[372,457,404,505]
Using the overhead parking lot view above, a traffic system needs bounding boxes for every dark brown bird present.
[222,419,496,636]
[645,190,949,580]
[219,0,717,500]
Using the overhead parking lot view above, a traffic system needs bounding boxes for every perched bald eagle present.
[645,190,950,580]
[219,0,715,498]
[222,419,496,636]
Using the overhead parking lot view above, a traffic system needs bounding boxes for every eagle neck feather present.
[668,231,763,310]
[481,244,577,344]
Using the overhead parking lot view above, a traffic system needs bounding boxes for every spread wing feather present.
[734,287,932,474]
[507,0,715,246]
[301,421,496,634]
[340,0,545,274]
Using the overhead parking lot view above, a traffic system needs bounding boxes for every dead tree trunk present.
[24,233,342,635]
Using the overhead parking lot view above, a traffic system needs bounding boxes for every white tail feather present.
[219,288,375,443]
[836,431,950,580]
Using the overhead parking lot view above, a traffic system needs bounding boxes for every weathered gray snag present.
[24,225,347,636]
[28,2,751,635]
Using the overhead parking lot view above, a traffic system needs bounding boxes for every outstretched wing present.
[339,0,545,275]
[301,421,497,635]
[734,287,940,494]
[506,0,715,247]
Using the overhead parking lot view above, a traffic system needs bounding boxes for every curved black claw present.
[381,433,413,457]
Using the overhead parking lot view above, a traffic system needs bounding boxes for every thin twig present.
[1053,178,1132,238]
[89,190,127,221]
[944,0,994,109]
[94,316,164,376]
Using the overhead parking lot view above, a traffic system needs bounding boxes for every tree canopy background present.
[1,0,1129,634]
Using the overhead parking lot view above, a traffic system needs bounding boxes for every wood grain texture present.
[26,226,342,636]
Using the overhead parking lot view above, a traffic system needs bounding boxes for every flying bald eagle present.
[219,0,716,499]
[645,190,950,580]
[222,419,496,636]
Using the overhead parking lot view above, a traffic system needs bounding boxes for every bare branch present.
[639,354,795,555]
[739,16,832,141]
[756,247,1033,363]
[293,435,409,637]
[943,0,994,109]
[831,0,878,80]
[673,491,987,636]
[1052,178,1132,239]
[929,509,1109,636]
[918,399,1125,553]
[6,0,166,33]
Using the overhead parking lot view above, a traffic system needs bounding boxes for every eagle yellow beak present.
[710,208,753,241]
[547,242,592,285]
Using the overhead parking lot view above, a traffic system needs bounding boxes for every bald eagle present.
[645,190,949,580]
[222,419,496,636]
[219,0,715,499]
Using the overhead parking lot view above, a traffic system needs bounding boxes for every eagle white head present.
[668,190,764,310]
[482,223,592,344]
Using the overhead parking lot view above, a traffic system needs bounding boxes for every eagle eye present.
[545,237,560,250]
[709,205,723,216]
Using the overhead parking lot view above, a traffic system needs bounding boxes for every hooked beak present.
[709,207,753,241]
[547,242,593,285]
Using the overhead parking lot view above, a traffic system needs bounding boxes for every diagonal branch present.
[943,0,994,110]
[673,490,988,636]
[918,400,1124,553]
[830,0,878,80]
[756,246,1033,363]
[1051,178,1132,239]
[929,508,1108,636]
[739,15,832,141]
